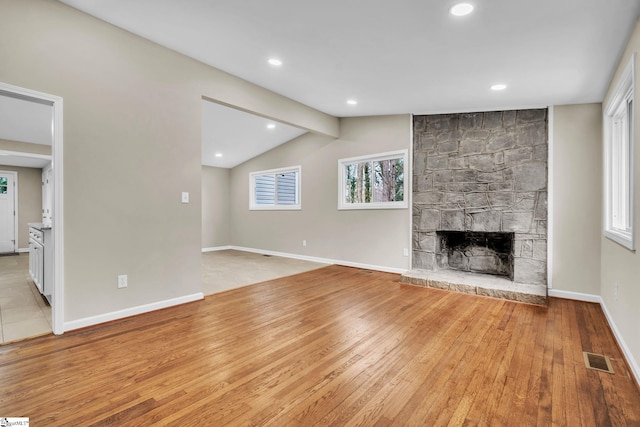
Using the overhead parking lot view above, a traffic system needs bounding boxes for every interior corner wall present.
[550,104,602,295]
[0,0,337,325]
[0,165,42,249]
[600,18,640,378]
[229,115,412,271]
[201,166,230,248]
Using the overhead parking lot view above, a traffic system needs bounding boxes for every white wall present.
[229,115,412,272]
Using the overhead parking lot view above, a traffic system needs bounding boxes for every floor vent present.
[262,254,272,257]
[583,352,614,374]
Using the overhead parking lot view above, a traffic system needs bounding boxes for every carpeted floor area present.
[202,249,329,296]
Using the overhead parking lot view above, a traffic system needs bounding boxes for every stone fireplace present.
[403,109,548,303]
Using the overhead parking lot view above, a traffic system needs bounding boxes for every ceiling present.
[58,0,640,116]
[0,94,53,146]
[0,152,51,168]
[46,1,640,166]
[202,100,307,168]
[0,93,53,168]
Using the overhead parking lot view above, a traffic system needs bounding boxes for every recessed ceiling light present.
[268,58,282,66]
[491,83,507,91]
[450,3,474,16]
[346,99,358,106]
[266,123,276,129]
[215,153,223,158]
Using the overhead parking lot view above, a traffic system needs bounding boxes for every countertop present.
[28,222,52,231]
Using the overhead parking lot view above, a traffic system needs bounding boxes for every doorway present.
[0,82,64,338]
[0,170,17,254]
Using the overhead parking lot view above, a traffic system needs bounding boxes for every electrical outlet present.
[118,274,128,288]
[302,240,307,247]
[181,192,189,203]
[403,248,409,257]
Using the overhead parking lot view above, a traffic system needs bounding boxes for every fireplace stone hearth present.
[404,109,548,303]
[401,268,547,305]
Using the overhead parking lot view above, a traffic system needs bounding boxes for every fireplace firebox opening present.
[436,231,514,280]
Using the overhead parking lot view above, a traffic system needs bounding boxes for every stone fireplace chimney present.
[404,109,548,303]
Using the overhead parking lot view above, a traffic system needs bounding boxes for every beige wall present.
[600,18,640,377]
[202,166,230,248]
[551,104,602,295]
[230,115,411,271]
[3,1,635,375]
[0,139,52,156]
[0,165,42,249]
[0,0,338,324]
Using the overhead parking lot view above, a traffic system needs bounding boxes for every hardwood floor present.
[1,265,639,426]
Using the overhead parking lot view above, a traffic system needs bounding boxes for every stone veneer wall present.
[412,109,548,286]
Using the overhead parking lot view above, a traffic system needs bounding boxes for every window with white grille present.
[250,166,301,210]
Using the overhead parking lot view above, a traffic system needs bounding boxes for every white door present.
[0,171,17,254]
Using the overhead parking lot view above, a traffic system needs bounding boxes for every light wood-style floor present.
[1,265,639,425]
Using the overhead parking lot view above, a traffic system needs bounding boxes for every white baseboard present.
[599,298,640,387]
[548,289,639,385]
[548,289,601,303]
[230,246,408,274]
[18,247,29,253]
[202,246,233,252]
[64,292,204,332]
[547,289,640,384]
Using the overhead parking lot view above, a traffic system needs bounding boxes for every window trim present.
[249,165,301,210]
[603,53,636,251]
[338,149,408,210]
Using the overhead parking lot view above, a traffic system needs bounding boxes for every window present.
[0,176,7,194]
[604,54,635,251]
[338,150,408,210]
[250,165,301,210]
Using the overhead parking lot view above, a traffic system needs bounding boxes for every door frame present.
[0,170,18,253]
[0,82,64,335]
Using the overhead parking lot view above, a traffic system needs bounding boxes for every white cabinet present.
[42,163,53,227]
[43,228,53,298]
[28,227,44,294]
[28,225,51,301]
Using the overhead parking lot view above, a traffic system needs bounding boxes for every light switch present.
[181,192,189,203]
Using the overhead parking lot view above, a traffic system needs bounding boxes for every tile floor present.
[0,249,327,344]
[0,253,52,344]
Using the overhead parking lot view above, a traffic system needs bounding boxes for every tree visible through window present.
[339,150,408,209]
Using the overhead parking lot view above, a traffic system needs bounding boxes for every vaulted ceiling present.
[58,0,640,116]
[23,1,640,167]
